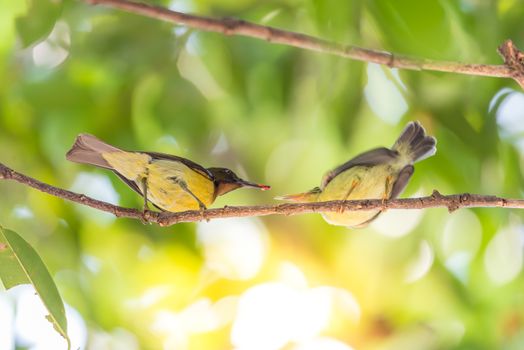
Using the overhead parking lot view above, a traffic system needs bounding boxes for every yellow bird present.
[277,121,436,227]
[66,134,270,212]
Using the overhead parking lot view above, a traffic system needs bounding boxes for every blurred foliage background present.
[1,0,524,349]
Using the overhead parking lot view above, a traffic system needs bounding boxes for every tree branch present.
[1,162,524,226]
[83,0,524,89]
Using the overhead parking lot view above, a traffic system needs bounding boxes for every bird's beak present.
[238,179,271,190]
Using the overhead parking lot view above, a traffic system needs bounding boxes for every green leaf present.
[15,0,63,47]
[0,226,70,349]
[132,73,164,147]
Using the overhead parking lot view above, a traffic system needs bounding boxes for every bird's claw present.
[140,209,151,225]
[198,205,210,222]
[381,196,388,211]
[338,201,346,214]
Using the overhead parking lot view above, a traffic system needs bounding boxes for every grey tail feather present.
[392,121,437,163]
[66,133,122,169]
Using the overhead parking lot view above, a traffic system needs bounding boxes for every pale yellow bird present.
[66,134,270,212]
[276,121,436,227]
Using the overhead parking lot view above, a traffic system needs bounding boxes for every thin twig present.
[1,162,523,226]
[83,0,524,89]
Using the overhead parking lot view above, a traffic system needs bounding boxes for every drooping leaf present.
[0,225,70,349]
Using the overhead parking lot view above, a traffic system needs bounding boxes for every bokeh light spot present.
[484,223,524,285]
[32,21,70,69]
[364,64,408,125]
[152,296,237,349]
[70,172,119,224]
[291,337,354,350]
[493,88,524,152]
[12,205,34,219]
[405,240,434,283]
[231,264,360,350]
[197,218,268,280]
[371,189,424,238]
[0,293,15,350]
[441,210,482,281]
[11,285,86,350]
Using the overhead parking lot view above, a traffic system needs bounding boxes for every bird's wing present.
[390,165,414,199]
[145,152,214,180]
[112,171,166,211]
[112,171,142,194]
[321,147,398,189]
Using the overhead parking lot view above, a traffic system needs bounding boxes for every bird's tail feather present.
[66,134,122,169]
[275,187,321,202]
[392,121,436,163]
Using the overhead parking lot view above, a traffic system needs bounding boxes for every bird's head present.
[208,167,270,196]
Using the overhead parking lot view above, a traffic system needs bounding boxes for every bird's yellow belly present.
[319,165,395,227]
[146,160,215,212]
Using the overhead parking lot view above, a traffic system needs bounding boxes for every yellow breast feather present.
[319,165,396,227]
[146,159,215,212]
